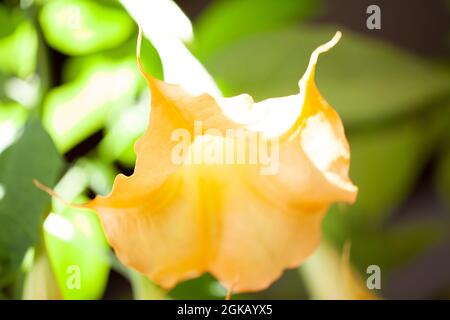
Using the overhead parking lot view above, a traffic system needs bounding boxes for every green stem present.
[129,270,167,300]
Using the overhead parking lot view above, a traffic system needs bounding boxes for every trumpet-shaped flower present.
[84,32,357,293]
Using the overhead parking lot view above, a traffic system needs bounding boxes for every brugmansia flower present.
[83,31,357,293]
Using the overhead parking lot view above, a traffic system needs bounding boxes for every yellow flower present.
[85,31,357,293]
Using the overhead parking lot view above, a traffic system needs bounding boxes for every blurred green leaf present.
[42,157,112,299]
[0,102,28,153]
[234,270,309,300]
[169,270,307,300]
[39,0,134,55]
[0,117,63,286]
[0,5,38,77]
[50,157,116,213]
[77,158,116,196]
[44,200,110,300]
[43,36,160,154]
[322,108,449,277]
[130,271,166,300]
[42,159,114,301]
[194,0,320,58]
[98,92,148,167]
[348,120,430,219]
[62,36,162,83]
[43,55,141,152]
[324,210,446,279]
[203,25,450,127]
[83,38,161,167]
[169,274,224,300]
[139,36,164,81]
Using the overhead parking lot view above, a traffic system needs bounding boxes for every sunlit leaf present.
[69,39,162,167]
[43,161,113,299]
[44,200,110,300]
[0,5,38,77]
[43,55,141,152]
[0,102,28,153]
[76,158,116,196]
[98,92,149,167]
[62,36,163,83]
[194,0,320,58]
[2,75,42,109]
[39,0,134,55]
[0,117,63,286]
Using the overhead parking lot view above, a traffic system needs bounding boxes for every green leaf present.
[62,36,162,83]
[322,106,449,276]
[86,38,161,167]
[39,0,134,55]
[203,25,450,127]
[43,37,157,154]
[0,5,38,77]
[44,202,110,300]
[42,157,114,300]
[0,117,64,286]
[0,102,28,153]
[169,274,224,300]
[98,92,148,167]
[324,211,446,278]
[139,36,164,81]
[348,120,430,219]
[130,271,166,300]
[194,0,320,58]
[76,158,116,196]
[43,54,142,153]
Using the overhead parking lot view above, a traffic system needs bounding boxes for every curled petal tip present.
[334,31,342,44]
[324,31,342,51]
[313,31,342,59]
[299,31,342,88]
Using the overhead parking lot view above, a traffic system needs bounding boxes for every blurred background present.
[0,0,449,300]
